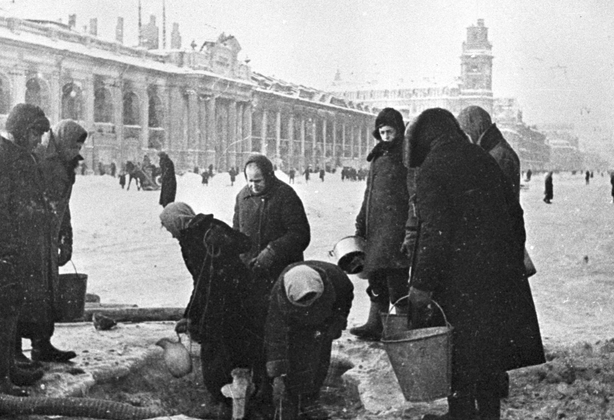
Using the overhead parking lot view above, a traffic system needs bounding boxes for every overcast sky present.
[4,0,614,132]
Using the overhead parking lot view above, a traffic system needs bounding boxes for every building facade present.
[0,13,375,173]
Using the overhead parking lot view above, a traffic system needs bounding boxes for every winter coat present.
[356,138,411,274]
[159,156,177,207]
[0,137,53,322]
[265,260,354,394]
[233,176,310,282]
[412,133,545,389]
[544,174,554,200]
[37,120,88,323]
[476,124,521,199]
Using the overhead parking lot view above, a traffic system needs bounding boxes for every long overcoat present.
[38,121,87,322]
[233,177,310,283]
[477,124,521,199]
[412,135,545,389]
[0,137,53,323]
[356,139,410,275]
[159,155,177,207]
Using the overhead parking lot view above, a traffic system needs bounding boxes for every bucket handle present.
[383,295,451,336]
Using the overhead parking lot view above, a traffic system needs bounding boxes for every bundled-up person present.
[160,202,269,418]
[158,151,177,207]
[0,104,51,395]
[233,154,310,289]
[16,120,88,368]
[350,107,414,341]
[265,261,353,420]
[405,108,544,420]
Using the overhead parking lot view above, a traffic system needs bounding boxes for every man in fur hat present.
[265,260,353,420]
[0,103,51,395]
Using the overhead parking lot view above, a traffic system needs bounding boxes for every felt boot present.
[31,338,76,363]
[0,317,28,396]
[348,301,386,341]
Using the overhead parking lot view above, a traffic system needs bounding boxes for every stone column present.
[260,108,267,155]
[114,83,125,164]
[228,99,237,169]
[300,116,306,169]
[341,122,346,158]
[275,109,281,162]
[235,102,243,168]
[287,113,294,169]
[187,89,198,158]
[332,119,337,163]
[83,77,95,131]
[140,86,150,153]
[322,118,327,166]
[49,76,61,125]
[198,95,207,166]
[243,103,252,157]
[206,96,216,168]
[9,68,26,107]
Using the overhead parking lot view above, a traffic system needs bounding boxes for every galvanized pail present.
[329,235,367,276]
[58,273,88,322]
[381,301,453,402]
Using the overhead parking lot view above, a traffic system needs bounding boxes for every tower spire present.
[138,0,142,46]
[162,0,167,49]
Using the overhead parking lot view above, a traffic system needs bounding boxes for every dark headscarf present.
[6,103,50,144]
[367,108,405,162]
[404,108,466,168]
[457,105,492,144]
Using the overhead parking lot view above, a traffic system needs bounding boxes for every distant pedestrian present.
[158,152,177,208]
[208,164,214,177]
[319,168,325,182]
[304,167,310,183]
[526,168,532,182]
[201,170,209,186]
[119,172,126,189]
[544,172,554,204]
[229,168,237,186]
[110,162,117,177]
[585,170,590,185]
[288,168,295,184]
[610,172,614,203]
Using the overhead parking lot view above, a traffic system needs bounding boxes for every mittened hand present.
[249,246,276,270]
[58,243,72,267]
[175,318,189,334]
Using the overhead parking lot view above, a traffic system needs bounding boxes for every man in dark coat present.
[17,120,87,366]
[406,108,545,420]
[544,172,554,204]
[265,261,353,420]
[0,104,52,395]
[233,154,311,287]
[158,152,177,207]
[350,108,414,341]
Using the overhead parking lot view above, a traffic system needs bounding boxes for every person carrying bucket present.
[350,108,416,341]
[405,108,545,420]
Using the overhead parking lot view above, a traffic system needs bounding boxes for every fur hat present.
[6,103,50,141]
[283,265,324,307]
[372,108,405,141]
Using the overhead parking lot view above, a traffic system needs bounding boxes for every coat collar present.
[477,123,504,153]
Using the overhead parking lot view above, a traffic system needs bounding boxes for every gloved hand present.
[58,242,72,267]
[272,376,286,405]
[408,286,433,329]
[399,229,417,258]
[175,318,189,334]
[249,245,276,271]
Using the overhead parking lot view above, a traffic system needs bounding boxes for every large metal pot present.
[329,236,367,276]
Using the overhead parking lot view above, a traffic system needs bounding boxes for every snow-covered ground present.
[64,169,614,346]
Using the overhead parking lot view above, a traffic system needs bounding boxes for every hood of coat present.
[404,108,467,168]
[47,119,87,162]
[372,107,405,141]
[476,123,507,153]
[457,105,492,145]
[160,202,197,239]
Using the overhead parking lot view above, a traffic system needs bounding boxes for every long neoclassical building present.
[0,12,375,172]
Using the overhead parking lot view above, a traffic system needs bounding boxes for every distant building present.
[0,12,374,172]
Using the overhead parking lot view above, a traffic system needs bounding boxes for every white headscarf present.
[159,202,196,239]
[283,265,324,307]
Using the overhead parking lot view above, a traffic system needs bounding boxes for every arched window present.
[61,82,83,120]
[94,88,113,123]
[148,93,163,127]
[123,92,140,125]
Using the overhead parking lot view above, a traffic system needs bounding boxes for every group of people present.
[154,104,544,420]
[0,103,87,396]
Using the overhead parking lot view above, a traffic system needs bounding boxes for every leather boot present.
[31,338,77,363]
[348,301,387,341]
[14,334,42,370]
[0,316,28,396]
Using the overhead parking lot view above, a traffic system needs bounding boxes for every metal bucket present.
[381,302,452,402]
[329,236,367,276]
[58,273,88,322]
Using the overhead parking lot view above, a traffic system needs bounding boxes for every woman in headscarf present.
[350,108,413,341]
[406,108,544,420]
